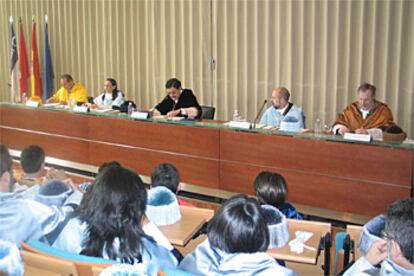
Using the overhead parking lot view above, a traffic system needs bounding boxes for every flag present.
[9,16,19,102]
[43,15,54,101]
[31,17,42,97]
[19,18,30,99]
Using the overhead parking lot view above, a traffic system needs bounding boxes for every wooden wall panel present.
[219,162,411,217]
[88,116,220,158]
[1,106,89,138]
[1,129,89,164]
[89,142,219,188]
[220,129,413,187]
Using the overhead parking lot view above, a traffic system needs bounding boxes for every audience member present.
[0,239,24,275]
[151,163,194,207]
[254,171,302,219]
[14,145,45,191]
[15,145,71,195]
[53,165,177,270]
[344,198,414,275]
[179,194,297,275]
[0,144,71,247]
[146,186,182,226]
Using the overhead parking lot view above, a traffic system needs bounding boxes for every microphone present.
[253,99,268,128]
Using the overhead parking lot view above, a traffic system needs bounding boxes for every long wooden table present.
[1,104,412,217]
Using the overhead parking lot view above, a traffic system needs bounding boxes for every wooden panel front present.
[220,129,413,187]
[1,106,89,138]
[89,142,219,188]
[88,116,220,158]
[1,128,89,164]
[219,162,411,217]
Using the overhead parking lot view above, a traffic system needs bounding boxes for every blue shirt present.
[0,192,68,247]
[279,202,302,220]
[260,104,304,128]
[53,218,177,271]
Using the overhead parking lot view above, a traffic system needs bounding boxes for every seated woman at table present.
[179,194,297,275]
[52,165,177,271]
[93,78,124,109]
[254,171,302,220]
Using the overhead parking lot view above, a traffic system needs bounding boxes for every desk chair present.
[92,266,105,276]
[200,106,215,120]
[346,225,363,261]
[21,241,115,276]
[333,232,351,275]
[21,250,78,276]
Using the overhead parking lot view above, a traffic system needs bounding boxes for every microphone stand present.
[253,99,268,128]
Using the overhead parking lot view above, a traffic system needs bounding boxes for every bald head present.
[271,87,290,109]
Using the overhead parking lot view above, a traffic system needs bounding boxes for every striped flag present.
[9,16,19,102]
[19,18,30,99]
[43,15,54,101]
[31,17,43,98]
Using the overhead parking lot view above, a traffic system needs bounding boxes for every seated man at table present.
[344,198,414,275]
[152,78,202,119]
[333,83,396,137]
[46,74,88,105]
[260,87,304,128]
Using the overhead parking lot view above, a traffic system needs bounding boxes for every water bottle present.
[314,118,322,136]
[22,93,27,104]
[127,102,133,116]
[232,110,240,122]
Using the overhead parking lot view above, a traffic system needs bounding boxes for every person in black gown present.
[153,78,202,119]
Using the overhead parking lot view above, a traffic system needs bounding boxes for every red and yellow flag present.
[19,18,30,98]
[31,18,42,97]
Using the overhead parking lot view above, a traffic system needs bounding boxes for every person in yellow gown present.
[46,74,88,105]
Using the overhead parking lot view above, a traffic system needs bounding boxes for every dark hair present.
[151,163,180,193]
[385,198,414,263]
[60,74,74,83]
[104,78,120,101]
[0,144,12,176]
[208,194,269,253]
[20,145,45,174]
[253,171,287,209]
[76,165,150,264]
[358,83,376,97]
[165,78,182,90]
[98,160,121,173]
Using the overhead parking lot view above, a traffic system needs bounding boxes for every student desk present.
[267,219,331,275]
[158,206,214,246]
[267,219,331,264]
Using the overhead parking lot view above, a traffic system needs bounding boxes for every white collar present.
[359,108,371,119]
[276,104,289,115]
